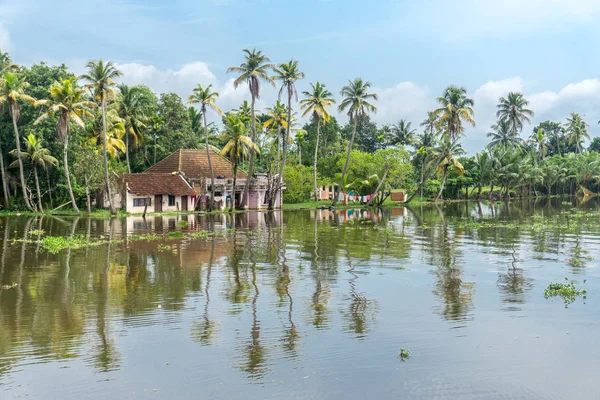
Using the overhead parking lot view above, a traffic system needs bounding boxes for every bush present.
[283,164,317,203]
[423,179,441,197]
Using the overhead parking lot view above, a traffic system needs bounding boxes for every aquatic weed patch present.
[41,235,109,254]
[544,279,587,308]
[398,348,410,362]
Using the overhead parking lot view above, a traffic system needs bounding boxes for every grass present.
[157,244,172,252]
[544,279,587,308]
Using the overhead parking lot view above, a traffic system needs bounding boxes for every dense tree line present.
[0,47,599,212]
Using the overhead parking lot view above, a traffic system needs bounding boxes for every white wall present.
[125,192,192,213]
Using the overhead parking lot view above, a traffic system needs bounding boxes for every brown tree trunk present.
[333,118,357,207]
[271,89,293,211]
[435,165,448,201]
[240,95,257,209]
[204,110,215,212]
[11,106,32,210]
[33,166,43,212]
[63,127,79,212]
[0,142,9,208]
[313,117,321,201]
[101,98,115,214]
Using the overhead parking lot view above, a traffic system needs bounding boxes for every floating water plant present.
[157,244,172,252]
[398,348,410,362]
[544,279,587,308]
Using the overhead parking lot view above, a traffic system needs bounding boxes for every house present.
[122,149,283,211]
[122,173,196,213]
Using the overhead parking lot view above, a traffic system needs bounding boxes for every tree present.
[473,151,493,199]
[221,115,259,212]
[487,119,520,149]
[85,108,126,157]
[434,86,475,141]
[388,119,417,148]
[496,92,534,136]
[295,131,305,165]
[0,50,19,207]
[334,78,378,206]
[117,84,150,173]
[299,82,335,201]
[565,112,589,154]
[227,49,274,208]
[80,60,122,214]
[188,84,223,211]
[271,59,304,210]
[429,136,465,201]
[9,134,57,211]
[589,137,600,153]
[0,72,36,210]
[188,106,202,136]
[35,78,95,212]
[263,100,288,172]
[420,111,438,139]
[529,128,548,159]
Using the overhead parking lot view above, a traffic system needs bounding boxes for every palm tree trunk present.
[0,142,9,208]
[204,112,215,212]
[435,165,448,201]
[154,134,157,165]
[45,167,53,209]
[101,98,115,214]
[125,129,131,173]
[241,95,257,209]
[313,117,321,201]
[298,145,301,165]
[11,107,32,210]
[405,151,446,204]
[420,157,425,200]
[489,184,495,200]
[230,163,237,213]
[33,166,43,212]
[367,162,389,207]
[84,172,91,213]
[333,118,358,206]
[476,184,483,200]
[63,130,79,212]
[271,90,293,211]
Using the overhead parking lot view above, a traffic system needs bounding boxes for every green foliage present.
[544,279,587,308]
[398,348,410,362]
[282,164,318,203]
[41,235,108,254]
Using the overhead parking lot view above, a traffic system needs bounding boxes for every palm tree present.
[271,59,305,209]
[334,78,378,206]
[487,120,520,149]
[496,92,534,136]
[221,115,260,212]
[9,134,58,212]
[80,60,122,214]
[429,136,465,201]
[529,128,547,159]
[388,119,417,147]
[263,100,288,173]
[35,78,96,212]
[473,150,493,199]
[0,50,19,207]
[434,86,475,141]
[85,108,126,157]
[188,84,223,211]
[0,72,36,210]
[117,84,149,173]
[299,82,335,201]
[188,106,203,135]
[227,49,274,208]
[565,112,589,154]
[149,114,164,165]
[295,131,305,165]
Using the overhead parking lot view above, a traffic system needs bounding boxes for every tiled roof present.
[124,173,196,196]
[144,149,247,180]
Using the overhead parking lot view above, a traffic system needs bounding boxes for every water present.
[1,199,599,399]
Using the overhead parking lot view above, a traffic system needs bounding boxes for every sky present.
[2,0,600,153]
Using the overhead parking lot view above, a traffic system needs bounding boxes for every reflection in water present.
[1,199,600,399]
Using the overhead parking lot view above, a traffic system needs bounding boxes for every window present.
[168,195,175,206]
[133,198,150,207]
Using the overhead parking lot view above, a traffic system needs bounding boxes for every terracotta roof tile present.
[144,149,247,180]
[124,173,196,196]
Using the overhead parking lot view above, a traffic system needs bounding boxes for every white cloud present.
[0,23,12,51]
[373,82,434,125]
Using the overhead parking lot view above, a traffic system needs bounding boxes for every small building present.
[122,149,283,211]
[123,173,196,213]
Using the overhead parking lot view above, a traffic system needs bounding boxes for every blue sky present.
[2,0,600,152]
